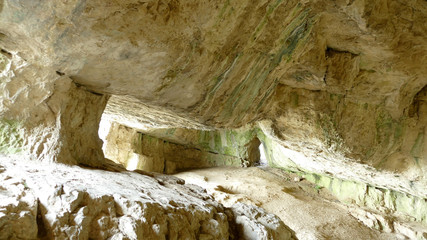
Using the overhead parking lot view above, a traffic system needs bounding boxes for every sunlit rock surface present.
[175,167,426,240]
[0,156,294,239]
[0,49,108,165]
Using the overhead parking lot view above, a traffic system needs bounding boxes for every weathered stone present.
[27,78,109,166]
[103,122,261,173]
[0,173,38,240]
[231,202,295,240]
[176,166,408,240]
[0,156,301,239]
[290,170,427,225]
[0,49,108,165]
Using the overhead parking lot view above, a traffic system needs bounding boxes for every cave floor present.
[0,154,416,239]
[175,166,403,240]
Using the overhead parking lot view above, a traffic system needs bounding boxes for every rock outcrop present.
[0,156,294,239]
[231,203,295,240]
[0,49,107,165]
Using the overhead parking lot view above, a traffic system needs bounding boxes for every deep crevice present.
[36,199,48,239]
[325,46,359,58]
[409,85,427,118]
[0,48,12,58]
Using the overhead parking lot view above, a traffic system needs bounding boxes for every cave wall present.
[0,49,108,165]
[259,83,427,198]
[90,0,426,189]
[103,122,260,173]
[101,118,427,231]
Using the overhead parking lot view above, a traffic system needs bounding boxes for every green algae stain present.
[209,6,314,122]
[297,170,427,223]
[221,9,313,120]
[218,0,231,21]
[273,26,306,64]
[251,0,285,41]
[290,92,299,107]
[376,111,393,140]
[256,77,279,110]
[222,57,268,120]
[214,132,222,150]
[257,130,427,224]
[165,128,176,136]
[0,119,25,154]
[198,53,242,114]
[394,123,404,141]
[411,132,425,164]
[195,128,257,160]
[136,127,262,168]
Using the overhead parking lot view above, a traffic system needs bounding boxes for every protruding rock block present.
[30,78,109,166]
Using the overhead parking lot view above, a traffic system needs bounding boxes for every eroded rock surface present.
[0,155,295,239]
[0,168,38,240]
[0,156,229,239]
[102,122,261,173]
[0,49,108,165]
[231,202,295,240]
[176,167,425,240]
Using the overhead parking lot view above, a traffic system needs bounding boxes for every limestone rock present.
[30,77,108,166]
[102,122,261,173]
[175,167,415,240]
[0,49,108,166]
[0,0,425,172]
[231,202,295,240]
[0,173,38,239]
[0,156,231,239]
[0,155,300,239]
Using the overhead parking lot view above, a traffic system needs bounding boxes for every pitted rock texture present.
[231,202,295,240]
[0,169,38,240]
[0,155,294,239]
[0,48,108,165]
[84,0,427,200]
[0,156,229,239]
